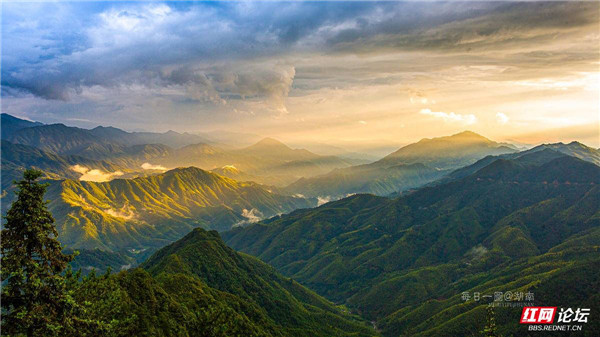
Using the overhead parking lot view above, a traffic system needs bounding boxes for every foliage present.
[225,155,600,336]
[481,306,500,337]
[66,249,136,275]
[1,169,76,336]
[142,228,377,337]
[1,169,376,337]
[2,164,313,263]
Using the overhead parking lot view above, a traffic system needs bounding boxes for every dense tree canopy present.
[1,169,75,336]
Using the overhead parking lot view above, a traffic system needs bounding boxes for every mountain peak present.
[1,113,45,138]
[453,130,482,136]
[244,137,295,152]
[529,141,600,165]
[243,137,321,161]
[379,131,516,170]
[163,166,210,176]
[1,113,41,124]
[253,137,288,147]
[447,131,491,142]
[220,164,239,173]
[93,125,116,130]
[567,140,588,148]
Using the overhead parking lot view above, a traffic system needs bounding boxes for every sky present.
[2,1,599,149]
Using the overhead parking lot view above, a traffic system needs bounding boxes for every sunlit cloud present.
[141,162,167,171]
[317,196,332,206]
[496,113,509,125]
[233,208,264,227]
[419,109,477,125]
[104,204,136,220]
[71,165,123,182]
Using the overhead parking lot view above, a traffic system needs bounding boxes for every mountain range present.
[2,112,599,335]
[224,150,600,336]
[43,167,311,254]
[378,131,518,169]
[2,113,209,151]
[1,114,361,186]
[153,137,362,186]
[284,131,518,199]
[1,140,129,185]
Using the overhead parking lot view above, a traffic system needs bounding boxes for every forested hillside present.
[225,154,600,336]
[69,228,378,336]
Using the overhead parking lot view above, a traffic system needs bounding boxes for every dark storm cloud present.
[1,1,389,101]
[326,2,599,53]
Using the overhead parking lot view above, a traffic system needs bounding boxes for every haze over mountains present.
[2,1,599,335]
[1,113,363,186]
[285,131,519,198]
[3,114,598,244]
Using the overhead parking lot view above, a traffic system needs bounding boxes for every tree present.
[1,169,75,336]
[481,305,502,337]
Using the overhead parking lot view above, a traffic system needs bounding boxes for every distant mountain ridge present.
[2,114,209,151]
[2,114,359,186]
[284,131,518,198]
[441,141,600,183]
[0,113,44,138]
[240,137,319,161]
[1,140,126,189]
[527,141,600,165]
[377,131,517,169]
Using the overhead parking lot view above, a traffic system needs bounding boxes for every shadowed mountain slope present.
[225,154,600,336]
[441,141,600,183]
[73,228,376,336]
[1,113,44,138]
[138,228,376,336]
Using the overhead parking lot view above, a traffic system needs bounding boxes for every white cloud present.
[410,96,430,104]
[233,208,264,227]
[104,204,136,220]
[358,120,367,125]
[419,108,477,125]
[317,196,332,206]
[241,208,263,223]
[141,162,167,171]
[71,165,123,182]
[496,112,509,125]
[71,164,89,175]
